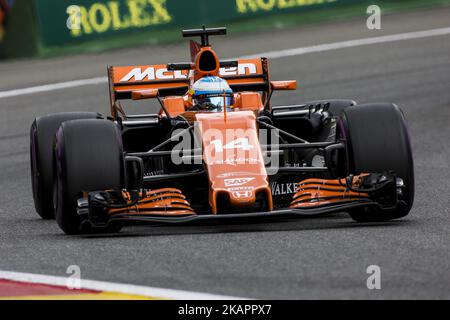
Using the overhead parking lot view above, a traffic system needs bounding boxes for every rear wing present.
[108,58,270,108]
[223,58,269,93]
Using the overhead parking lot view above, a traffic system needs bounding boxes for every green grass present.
[37,0,450,58]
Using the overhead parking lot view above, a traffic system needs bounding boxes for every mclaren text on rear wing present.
[108,58,269,102]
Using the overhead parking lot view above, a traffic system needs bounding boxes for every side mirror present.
[132,89,159,100]
[271,80,297,91]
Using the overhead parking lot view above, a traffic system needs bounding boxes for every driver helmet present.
[190,76,234,112]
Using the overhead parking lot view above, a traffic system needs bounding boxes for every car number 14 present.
[210,138,254,153]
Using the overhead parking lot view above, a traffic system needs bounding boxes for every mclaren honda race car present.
[30,27,414,234]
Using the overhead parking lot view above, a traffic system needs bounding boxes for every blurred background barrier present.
[0,0,449,59]
[35,0,350,46]
[0,0,13,42]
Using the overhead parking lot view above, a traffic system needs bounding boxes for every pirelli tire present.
[54,119,125,234]
[30,112,101,219]
[339,103,414,222]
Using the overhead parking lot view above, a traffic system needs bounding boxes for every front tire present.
[30,112,101,219]
[339,103,414,222]
[54,119,125,234]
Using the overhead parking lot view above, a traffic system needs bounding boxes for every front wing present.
[77,172,401,229]
[81,201,380,227]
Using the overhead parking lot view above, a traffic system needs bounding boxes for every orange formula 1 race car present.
[30,27,414,234]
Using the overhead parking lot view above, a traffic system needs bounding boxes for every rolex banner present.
[33,0,350,46]
[1,0,360,58]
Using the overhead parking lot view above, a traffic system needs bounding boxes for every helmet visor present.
[194,93,234,111]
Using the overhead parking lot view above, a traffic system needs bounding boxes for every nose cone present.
[195,111,273,214]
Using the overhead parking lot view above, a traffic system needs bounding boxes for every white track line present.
[0,26,450,100]
[0,270,246,300]
[0,77,107,99]
[236,26,450,60]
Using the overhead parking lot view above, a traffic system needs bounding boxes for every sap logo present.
[224,177,255,187]
[119,63,258,82]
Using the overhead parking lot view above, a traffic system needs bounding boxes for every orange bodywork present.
[234,92,264,112]
[271,80,297,91]
[160,91,264,118]
[108,188,194,216]
[193,46,221,80]
[105,175,371,216]
[290,175,370,208]
[104,40,362,216]
[107,54,273,118]
[195,111,273,214]
[162,96,186,117]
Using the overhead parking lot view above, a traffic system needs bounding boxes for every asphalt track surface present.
[1,7,450,299]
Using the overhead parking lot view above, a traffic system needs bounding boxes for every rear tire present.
[30,112,101,219]
[54,119,125,234]
[338,103,414,222]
